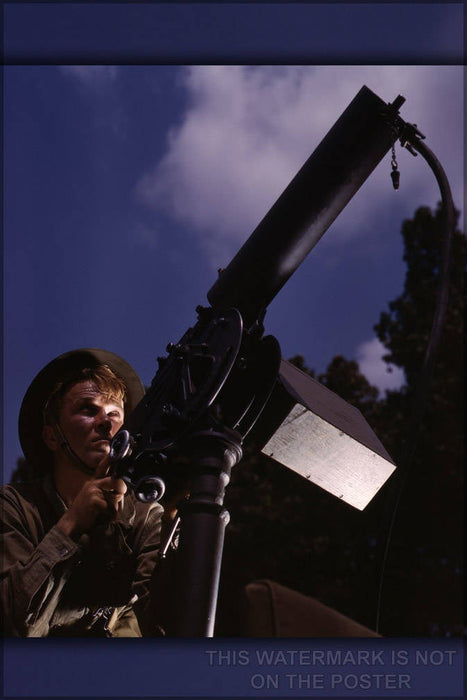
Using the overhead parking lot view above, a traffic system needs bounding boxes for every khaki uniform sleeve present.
[1,487,81,637]
[108,604,143,637]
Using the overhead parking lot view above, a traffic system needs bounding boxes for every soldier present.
[1,348,175,637]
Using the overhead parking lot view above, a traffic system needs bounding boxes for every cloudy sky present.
[3,5,464,490]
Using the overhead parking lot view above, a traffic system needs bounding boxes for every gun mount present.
[109,85,453,636]
[111,86,405,492]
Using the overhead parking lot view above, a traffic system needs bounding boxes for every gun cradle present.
[110,306,281,500]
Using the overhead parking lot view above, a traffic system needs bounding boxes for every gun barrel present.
[207,85,403,326]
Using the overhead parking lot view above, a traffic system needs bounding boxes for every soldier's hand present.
[56,476,127,538]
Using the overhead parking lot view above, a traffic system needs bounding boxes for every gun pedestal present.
[171,428,243,637]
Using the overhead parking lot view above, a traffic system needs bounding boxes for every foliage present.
[371,205,465,636]
[216,204,464,637]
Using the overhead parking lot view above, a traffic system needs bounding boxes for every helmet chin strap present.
[52,420,98,476]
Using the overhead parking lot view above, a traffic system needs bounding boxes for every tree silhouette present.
[372,205,465,636]
[216,203,464,637]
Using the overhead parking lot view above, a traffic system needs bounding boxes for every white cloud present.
[60,65,119,87]
[135,65,463,267]
[356,337,405,393]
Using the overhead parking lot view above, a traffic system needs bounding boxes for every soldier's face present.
[55,381,124,471]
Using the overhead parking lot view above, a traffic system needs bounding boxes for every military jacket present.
[0,473,166,637]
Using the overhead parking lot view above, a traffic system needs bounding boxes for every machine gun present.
[109,85,454,636]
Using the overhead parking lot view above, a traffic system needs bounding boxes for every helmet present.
[18,348,145,470]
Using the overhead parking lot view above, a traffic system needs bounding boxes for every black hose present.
[375,133,456,633]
